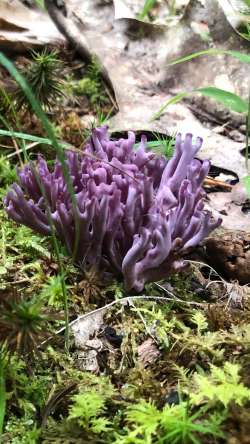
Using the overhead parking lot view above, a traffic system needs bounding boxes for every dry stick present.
[12,138,24,167]
[185,259,247,306]
[7,142,41,159]
[72,146,143,184]
[204,177,232,191]
[0,143,17,149]
[129,299,157,341]
[186,259,226,284]
[44,0,114,92]
[39,293,208,349]
[104,84,119,111]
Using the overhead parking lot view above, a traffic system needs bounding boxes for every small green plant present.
[0,83,12,116]
[168,0,177,16]
[1,351,52,440]
[3,418,40,444]
[115,399,225,444]
[190,311,208,335]
[138,0,157,20]
[15,48,64,110]
[0,291,50,355]
[34,0,45,8]
[14,225,50,258]
[152,49,250,121]
[71,57,108,106]
[133,303,176,348]
[239,21,250,40]
[189,362,250,407]
[233,0,250,41]
[41,274,69,308]
[0,51,81,352]
[150,133,175,159]
[171,312,224,359]
[68,390,112,434]
[0,156,17,188]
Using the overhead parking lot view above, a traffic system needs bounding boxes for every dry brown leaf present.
[206,187,250,232]
[217,0,250,30]
[43,0,248,177]
[137,338,160,366]
[71,310,104,349]
[0,0,63,51]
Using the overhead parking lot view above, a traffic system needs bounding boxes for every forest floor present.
[1,3,250,443]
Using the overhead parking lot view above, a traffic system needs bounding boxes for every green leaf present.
[226,50,250,64]
[167,49,250,66]
[151,87,248,121]
[196,87,248,113]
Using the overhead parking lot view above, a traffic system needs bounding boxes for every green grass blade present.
[0,52,73,352]
[246,88,250,172]
[150,92,189,121]
[151,87,247,121]
[243,88,250,187]
[0,52,80,261]
[0,128,71,148]
[29,161,70,352]
[138,0,157,19]
[167,49,250,66]
[196,87,248,113]
[0,351,7,438]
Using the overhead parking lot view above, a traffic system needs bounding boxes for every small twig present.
[104,84,118,111]
[186,259,226,283]
[154,281,206,306]
[12,138,24,167]
[187,259,249,307]
[7,142,41,160]
[70,146,141,184]
[6,279,32,285]
[130,300,157,341]
[44,0,115,92]
[39,293,209,350]
[204,177,232,191]
[0,143,16,149]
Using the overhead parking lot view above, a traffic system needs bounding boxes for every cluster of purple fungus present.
[4,126,221,292]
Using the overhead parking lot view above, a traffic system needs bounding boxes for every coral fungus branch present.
[4,126,222,291]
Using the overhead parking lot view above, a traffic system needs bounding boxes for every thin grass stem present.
[0,52,73,352]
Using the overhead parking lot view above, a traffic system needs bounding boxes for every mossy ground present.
[0,48,250,444]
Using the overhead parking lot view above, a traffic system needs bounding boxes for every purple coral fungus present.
[4,126,221,291]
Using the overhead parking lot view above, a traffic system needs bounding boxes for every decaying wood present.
[205,230,250,284]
